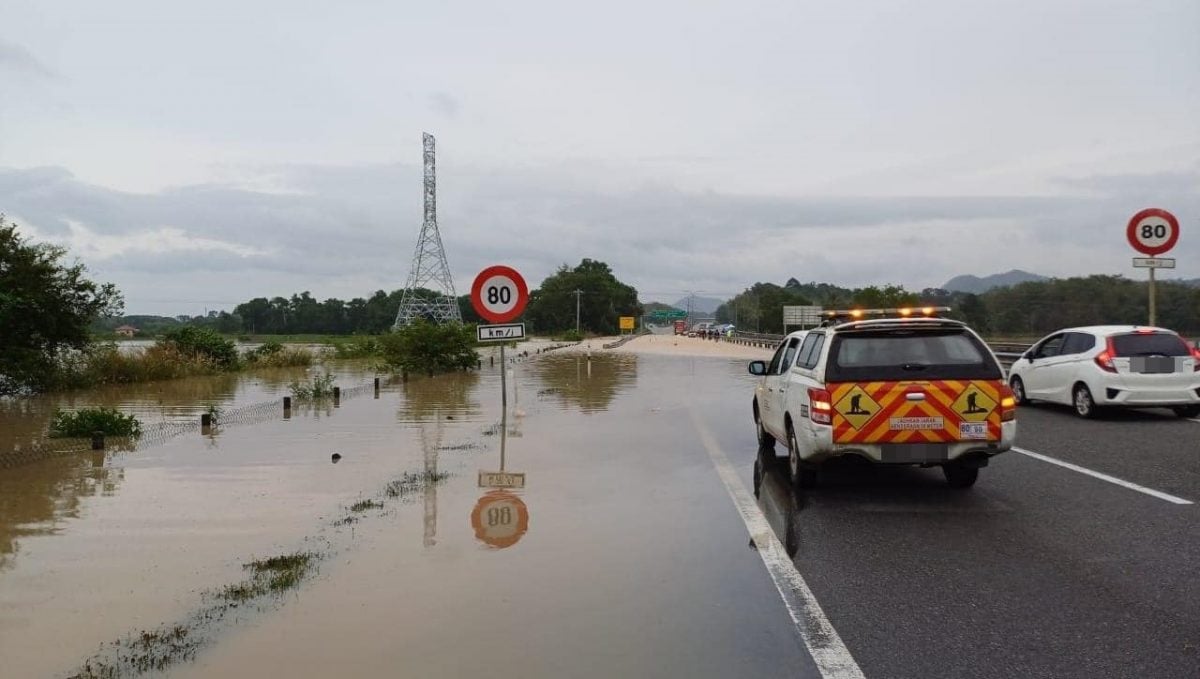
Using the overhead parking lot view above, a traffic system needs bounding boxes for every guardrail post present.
[91,432,105,450]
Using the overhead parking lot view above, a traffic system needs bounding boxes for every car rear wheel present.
[1172,405,1200,419]
[1009,376,1029,406]
[1073,384,1098,419]
[786,422,817,488]
[943,463,979,488]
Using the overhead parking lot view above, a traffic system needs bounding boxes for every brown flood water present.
[0,348,791,678]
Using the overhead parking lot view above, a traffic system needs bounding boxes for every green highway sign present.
[649,309,687,319]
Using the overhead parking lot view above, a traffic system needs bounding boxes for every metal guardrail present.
[726,330,1031,369]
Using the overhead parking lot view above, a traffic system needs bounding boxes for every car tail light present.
[808,388,832,425]
[1192,346,1200,372]
[999,385,1017,422]
[1095,337,1117,373]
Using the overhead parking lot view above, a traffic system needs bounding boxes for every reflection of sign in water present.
[471,490,529,549]
[619,316,635,331]
[479,471,526,489]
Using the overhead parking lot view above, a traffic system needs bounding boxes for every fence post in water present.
[91,432,105,450]
[201,413,212,434]
[283,396,292,419]
[374,377,381,399]
[333,386,340,404]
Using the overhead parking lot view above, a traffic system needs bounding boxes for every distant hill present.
[943,270,1048,294]
[674,296,725,314]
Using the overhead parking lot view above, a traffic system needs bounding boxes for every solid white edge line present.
[689,411,866,679]
[1013,447,1193,505]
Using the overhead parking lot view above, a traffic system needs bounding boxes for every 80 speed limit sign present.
[471,265,529,324]
[1127,208,1180,257]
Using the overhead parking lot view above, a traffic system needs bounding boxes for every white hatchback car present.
[1008,326,1200,418]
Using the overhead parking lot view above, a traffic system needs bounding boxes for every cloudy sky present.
[2,0,1198,315]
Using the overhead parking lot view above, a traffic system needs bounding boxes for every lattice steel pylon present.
[394,133,463,327]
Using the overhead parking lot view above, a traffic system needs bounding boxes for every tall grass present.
[53,344,227,388]
[244,341,314,368]
[47,341,314,392]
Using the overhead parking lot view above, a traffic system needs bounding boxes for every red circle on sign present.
[1126,208,1180,256]
[470,490,529,549]
[471,265,529,324]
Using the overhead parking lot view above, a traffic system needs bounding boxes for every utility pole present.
[573,289,583,333]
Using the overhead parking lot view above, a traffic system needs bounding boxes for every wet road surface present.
[0,351,1197,677]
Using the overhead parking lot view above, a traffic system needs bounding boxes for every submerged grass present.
[64,463,461,677]
[385,469,451,499]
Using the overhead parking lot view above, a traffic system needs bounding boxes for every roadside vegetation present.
[288,372,337,399]
[379,321,479,374]
[49,408,142,438]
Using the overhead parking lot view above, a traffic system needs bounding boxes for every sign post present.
[782,305,824,331]
[1126,208,1180,326]
[471,265,530,477]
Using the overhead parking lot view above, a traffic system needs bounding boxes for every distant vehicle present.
[673,320,687,335]
[749,308,1016,488]
[1007,326,1200,419]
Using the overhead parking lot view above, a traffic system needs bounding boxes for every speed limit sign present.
[471,265,529,324]
[1127,208,1180,256]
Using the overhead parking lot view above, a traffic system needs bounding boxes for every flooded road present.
[3,342,1195,678]
[0,350,806,678]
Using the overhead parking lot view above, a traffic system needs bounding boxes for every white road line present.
[1013,447,1193,505]
[689,411,866,679]
[1189,418,1200,425]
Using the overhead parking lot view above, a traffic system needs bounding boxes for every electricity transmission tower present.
[394,132,463,327]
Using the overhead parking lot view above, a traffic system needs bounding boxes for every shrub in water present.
[289,372,336,399]
[245,342,313,368]
[379,322,479,374]
[50,407,142,438]
[558,329,583,342]
[332,337,381,359]
[159,327,238,368]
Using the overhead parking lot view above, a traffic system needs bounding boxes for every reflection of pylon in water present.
[965,392,986,414]
[420,417,443,548]
[848,394,870,415]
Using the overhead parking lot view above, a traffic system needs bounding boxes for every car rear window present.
[1110,333,1190,357]
[826,329,1002,382]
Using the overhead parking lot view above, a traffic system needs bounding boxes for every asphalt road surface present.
[712,367,1200,679]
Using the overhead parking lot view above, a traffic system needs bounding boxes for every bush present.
[49,407,142,438]
[289,372,336,399]
[332,337,382,359]
[245,342,313,368]
[379,322,479,374]
[558,329,583,342]
[159,327,239,368]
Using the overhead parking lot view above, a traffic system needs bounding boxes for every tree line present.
[93,258,644,337]
[714,276,1200,337]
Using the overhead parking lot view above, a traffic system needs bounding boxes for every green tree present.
[524,259,642,334]
[0,217,124,393]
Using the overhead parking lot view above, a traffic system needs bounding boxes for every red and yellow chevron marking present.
[830,380,1003,444]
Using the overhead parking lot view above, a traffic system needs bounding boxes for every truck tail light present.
[999,385,1017,422]
[1095,337,1117,373]
[808,388,832,425]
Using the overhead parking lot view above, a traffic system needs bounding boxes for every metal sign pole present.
[500,344,507,471]
[1148,266,1157,327]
